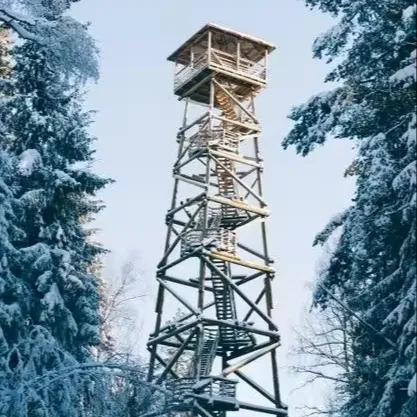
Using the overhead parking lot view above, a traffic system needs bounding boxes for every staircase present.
[210,258,253,350]
[215,89,238,121]
[216,156,237,199]
[215,89,253,135]
[198,328,219,377]
[215,150,247,228]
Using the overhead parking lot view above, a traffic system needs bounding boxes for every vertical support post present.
[237,41,241,72]
[208,31,212,65]
[148,99,189,383]
[264,48,268,80]
[252,99,282,406]
[191,46,195,68]
[147,283,164,381]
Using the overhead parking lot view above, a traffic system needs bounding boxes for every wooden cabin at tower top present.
[167,23,276,105]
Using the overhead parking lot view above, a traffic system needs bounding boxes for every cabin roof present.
[167,23,276,64]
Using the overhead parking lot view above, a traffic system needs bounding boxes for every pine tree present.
[284,1,416,416]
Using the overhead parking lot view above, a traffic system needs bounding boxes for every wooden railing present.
[174,48,267,91]
[210,49,266,81]
[174,52,208,90]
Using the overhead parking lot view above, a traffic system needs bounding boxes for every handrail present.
[174,52,208,89]
[173,48,267,91]
[210,48,266,81]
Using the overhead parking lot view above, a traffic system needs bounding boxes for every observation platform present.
[167,23,276,104]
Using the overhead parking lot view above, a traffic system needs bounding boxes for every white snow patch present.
[390,64,417,85]
[408,373,416,396]
[54,170,77,186]
[403,5,416,22]
[43,283,64,312]
[18,149,42,176]
[392,161,416,191]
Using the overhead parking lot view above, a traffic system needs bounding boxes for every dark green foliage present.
[284,0,416,415]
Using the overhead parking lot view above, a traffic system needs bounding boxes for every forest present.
[0,1,416,417]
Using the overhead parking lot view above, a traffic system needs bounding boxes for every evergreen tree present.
[0,0,98,81]
[284,1,416,416]
[0,18,112,417]
[6,38,111,357]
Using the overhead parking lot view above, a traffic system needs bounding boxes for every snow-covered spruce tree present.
[7,39,111,357]
[283,1,416,416]
[0,39,113,417]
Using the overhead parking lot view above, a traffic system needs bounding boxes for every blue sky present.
[72,1,356,414]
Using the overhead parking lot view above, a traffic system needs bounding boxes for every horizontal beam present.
[210,149,263,168]
[204,318,280,339]
[208,251,275,274]
[208,195,269,217]
[239,401,288,416]
[173,174,208,190]
[163,275,213,292]
[213,114,261,134]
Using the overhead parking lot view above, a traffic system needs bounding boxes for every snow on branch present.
[0,0,99,81]
[313,210,349,247]
[0,326,166,417]
[408,373,416,396]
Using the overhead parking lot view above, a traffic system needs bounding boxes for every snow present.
[390,63,417,85]
[54,169,78,186]
[408,374,416,396]
[41,283,64,313]
[392,161,416,191]
[18,149,42,176]
[403,4,416,21]
[0,0,99,81]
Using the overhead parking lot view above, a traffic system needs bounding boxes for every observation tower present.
[145,23,288,417]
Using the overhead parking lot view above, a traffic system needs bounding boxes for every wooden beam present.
[210,149,263,168]
[208,195,269,217]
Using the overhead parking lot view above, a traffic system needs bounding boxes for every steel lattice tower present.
[145,24,288,417]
